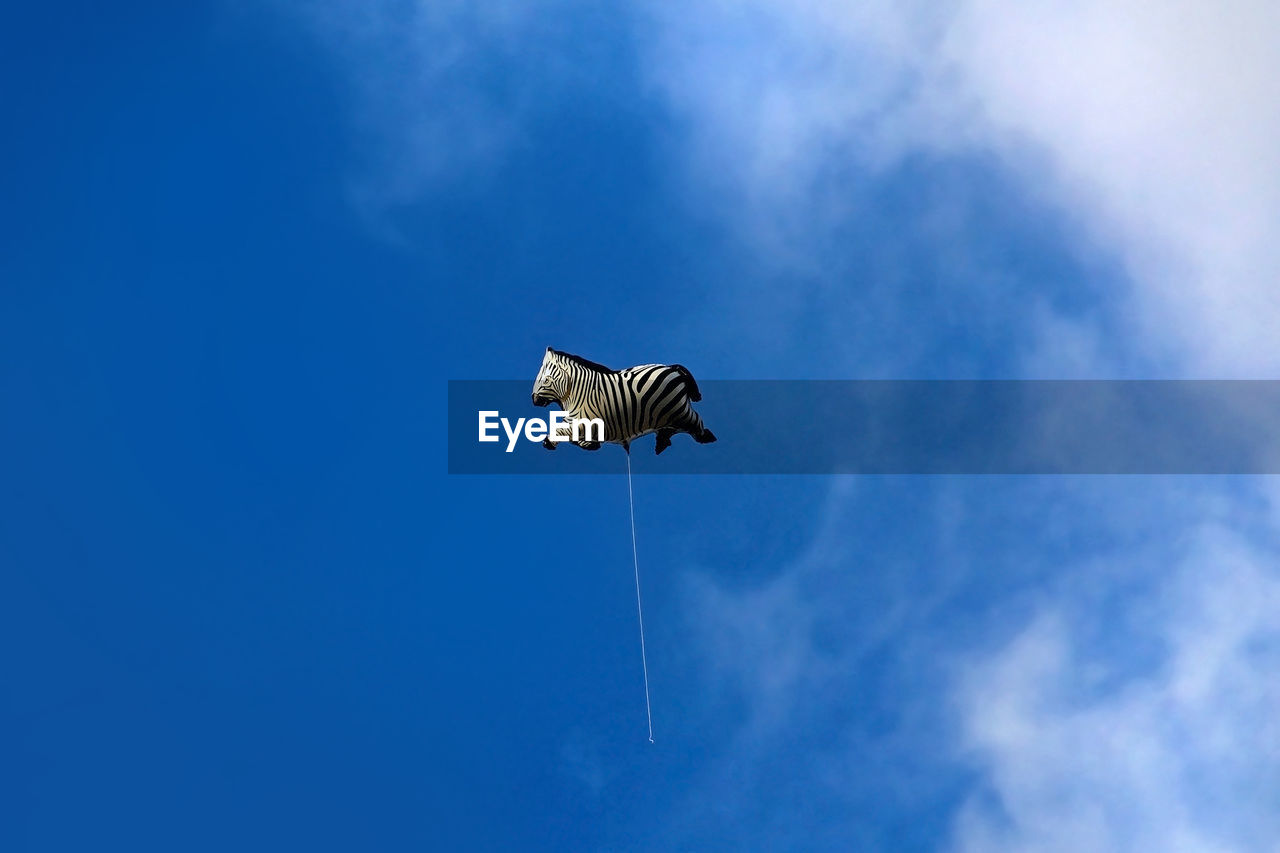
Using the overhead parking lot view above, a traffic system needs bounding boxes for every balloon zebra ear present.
[547,346,553,352]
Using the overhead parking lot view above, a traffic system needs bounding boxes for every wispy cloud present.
[638,0,1280,374]
[666,481,1280,850]
[663,478,968,849]
[290,7,1280,847]
[638,1,947,243]
[942,0,1280,375]
[291,0,562,222]
[300,1,1280,372]
[631,10,1280,836]
[952,522,1280,852]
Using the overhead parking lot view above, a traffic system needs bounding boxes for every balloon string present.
[627,452,655,744]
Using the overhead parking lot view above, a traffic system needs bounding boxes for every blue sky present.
[4,2,1280,851]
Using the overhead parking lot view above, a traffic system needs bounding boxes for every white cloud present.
[635,16,1280,847]
[635,5,1280,829]
[296,0,1280,372]
[952,523,1280,852]
[639,0,1280,374]
[289,10,1280,846]
[668,481,1280,851]
[941,0,1280,375]
[638,0,947,260]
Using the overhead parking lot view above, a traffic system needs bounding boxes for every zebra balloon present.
[531,347,717,454]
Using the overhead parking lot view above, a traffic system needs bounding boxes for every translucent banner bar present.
[448,380,1280,474]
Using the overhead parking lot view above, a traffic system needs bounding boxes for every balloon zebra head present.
[531,346,571,407]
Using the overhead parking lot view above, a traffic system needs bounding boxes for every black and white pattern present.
[531,347,717,454]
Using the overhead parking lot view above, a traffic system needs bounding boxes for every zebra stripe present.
[531,348,717,454]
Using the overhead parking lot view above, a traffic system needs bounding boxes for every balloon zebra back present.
[531,347,717,454]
